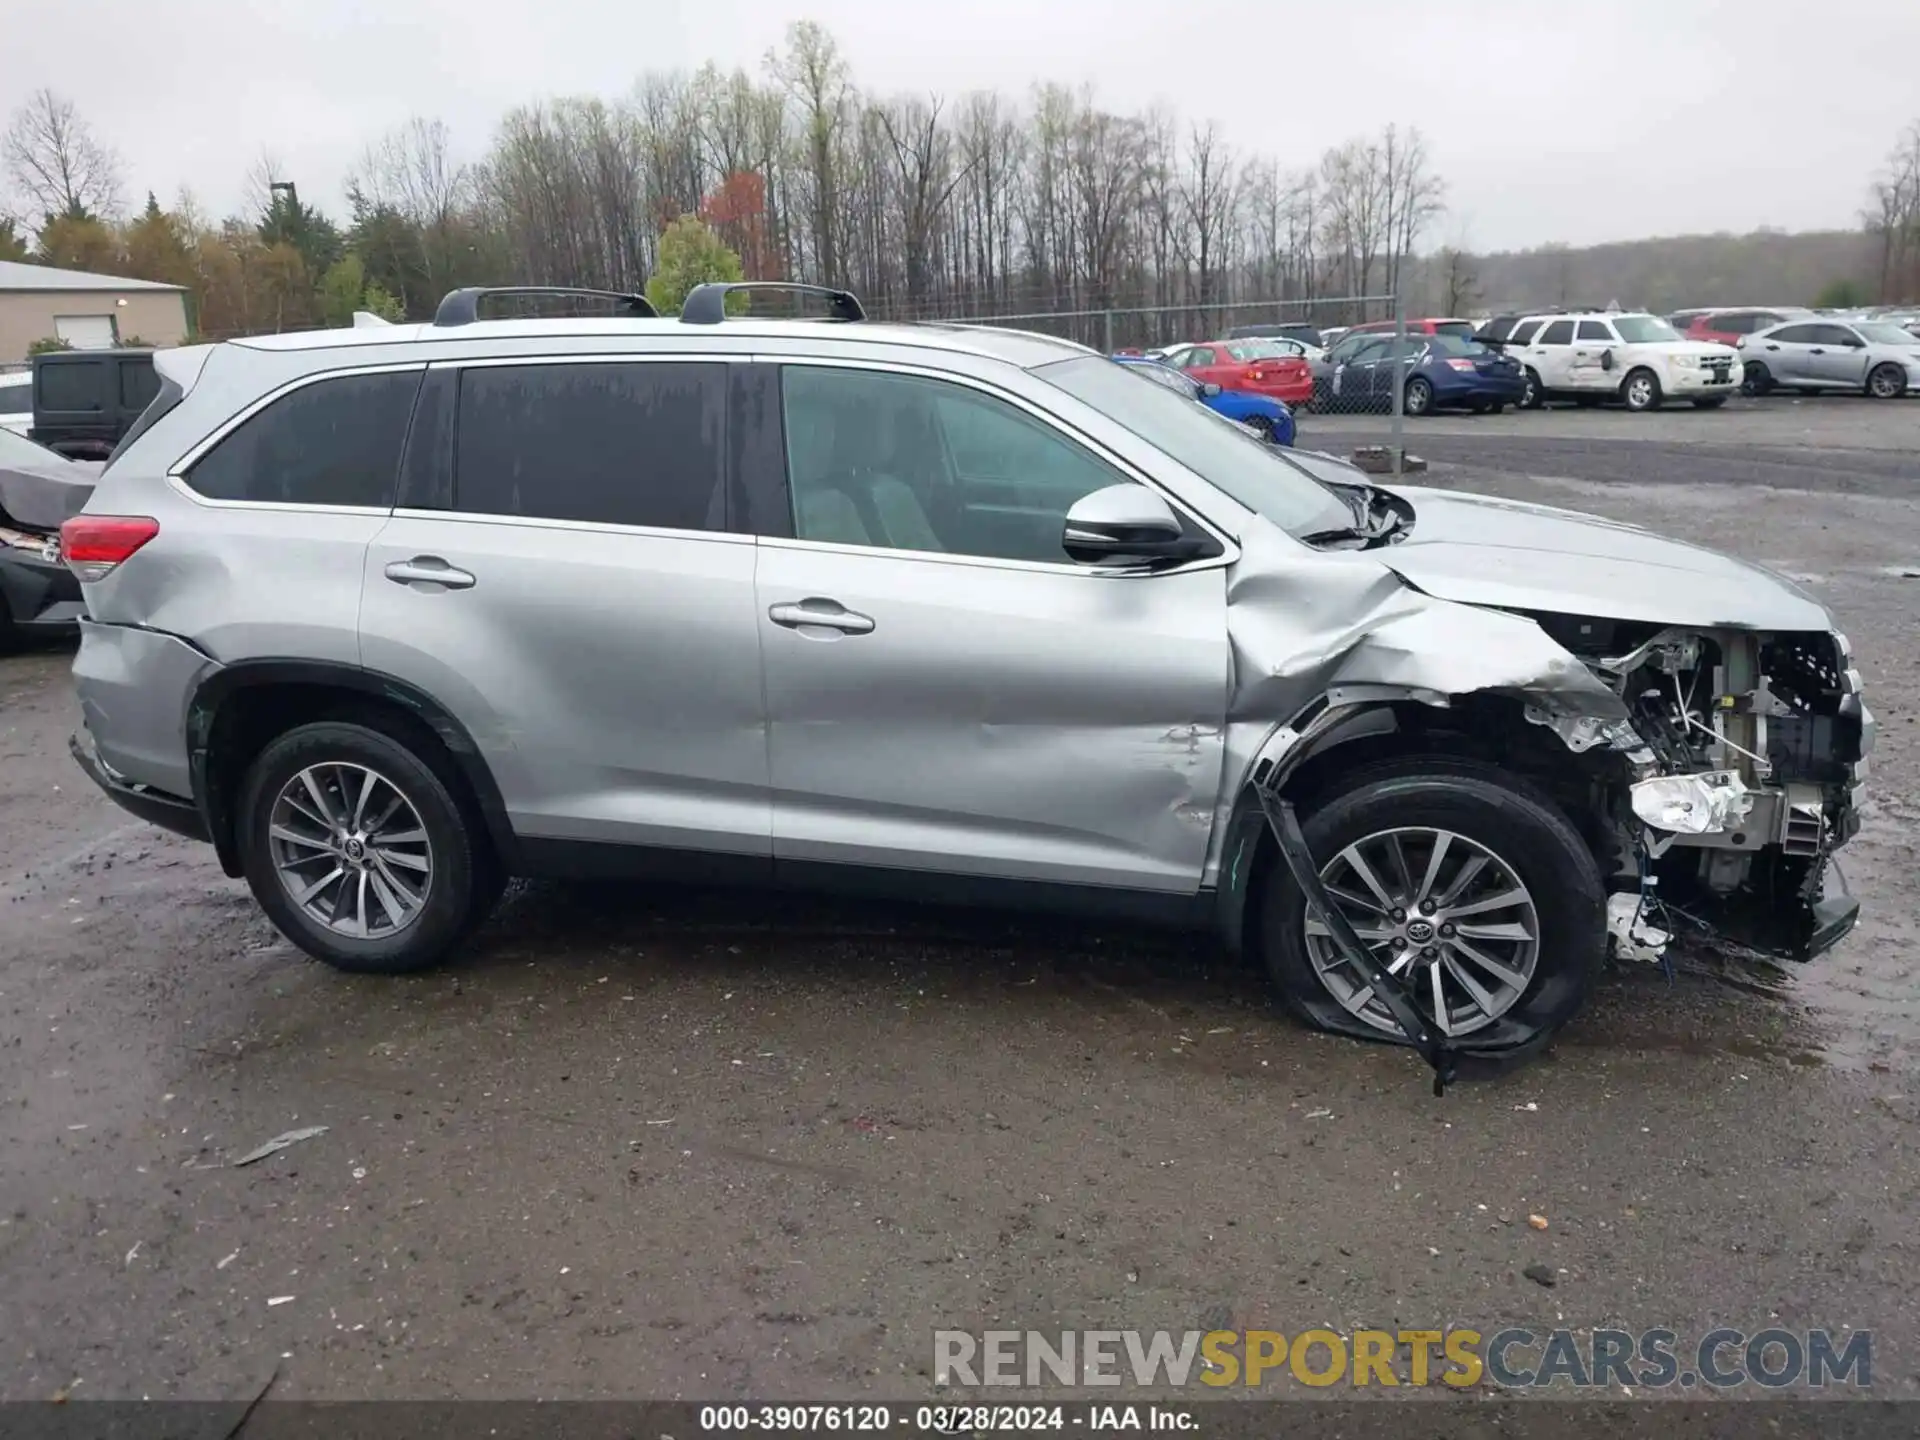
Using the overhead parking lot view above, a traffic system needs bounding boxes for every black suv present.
[29,348,161,461]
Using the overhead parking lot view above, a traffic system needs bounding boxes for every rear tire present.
[1621,367,1662,412]
[1487,401,1507,415]
[1260,758,1605,1057]
[1520,369,1543,409]
[1868,363,1908,399]
[1741,362,1772,397]
[1404,376,1433,416]
[1691,396,1728,409]
[238,721,490,974]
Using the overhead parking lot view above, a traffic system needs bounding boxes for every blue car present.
[1325,334,1527,415]
[1111,354,1295,445]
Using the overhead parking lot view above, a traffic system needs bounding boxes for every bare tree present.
[1866,120,1920,301]
[767,21,851,283]
[876,95,972,310]
[1181,122,1236,316]
[4,89,125,221]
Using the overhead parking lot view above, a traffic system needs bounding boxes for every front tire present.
[1261,758,1605,1055]
[1868,363,1908,399]
[1621,367,1662,411]
[238,721,488,973]
[1243,413,1275,442]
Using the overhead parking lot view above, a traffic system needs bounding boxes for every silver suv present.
[62,282,1871,1067]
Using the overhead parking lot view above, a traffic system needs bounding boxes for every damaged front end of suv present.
[1214,485,1871,1091]
[1525,614,1870,967]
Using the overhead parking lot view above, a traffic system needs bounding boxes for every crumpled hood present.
[1375,485,1832,631]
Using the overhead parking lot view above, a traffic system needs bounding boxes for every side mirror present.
[1062,484,1195,565]
[1201,382,1223,398]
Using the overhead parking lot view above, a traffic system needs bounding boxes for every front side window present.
[454,362,726,530]
[781,366,1135,564]
[187,370,421,506]
[1537,320,1576,346]
[1038,354,1354,540]
[1809,324,1863,347]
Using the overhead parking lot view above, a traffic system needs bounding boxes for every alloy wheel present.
[267,762,434,938]
[1301,826,1540,1038]
[1626,374,1655,409]
[1869,366,1904,399]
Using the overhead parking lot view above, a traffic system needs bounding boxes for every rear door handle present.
[769,599,874,635]
[385,556,476,590]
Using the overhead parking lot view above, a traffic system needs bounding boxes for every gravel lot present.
[2,395,1918,1406]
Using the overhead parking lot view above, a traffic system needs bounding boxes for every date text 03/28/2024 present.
[697,1404,1189,1432]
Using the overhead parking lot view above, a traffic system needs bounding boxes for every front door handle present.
[385,556,476,590]
[769,599,874,635]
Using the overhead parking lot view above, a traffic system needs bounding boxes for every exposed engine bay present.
[1527,612,1872,965]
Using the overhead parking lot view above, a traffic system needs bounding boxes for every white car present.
[1504,311,1742,412]
[0,372,31,438]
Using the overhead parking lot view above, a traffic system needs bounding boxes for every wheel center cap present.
[343,837,366,862]
[1405,919,1436,944]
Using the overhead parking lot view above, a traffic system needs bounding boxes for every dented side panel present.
[70,618,218,798]
[1203,520,1631,884]
[758,542,1231,891]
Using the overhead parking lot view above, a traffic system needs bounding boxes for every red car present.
[1684,308,1811,347]
[1162,338,1313,406]
[1342,316,1479,341]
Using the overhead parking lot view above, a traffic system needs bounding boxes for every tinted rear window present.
[187,370,422,506]
[454,362,727,530]
[37,360,104,413]
[1433,321,1476,339]
[119,360,159,410]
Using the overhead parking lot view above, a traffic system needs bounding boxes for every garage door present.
[54,315,118,350]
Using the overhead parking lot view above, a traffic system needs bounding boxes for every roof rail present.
[679,282,865,326]
[433,286,658,326]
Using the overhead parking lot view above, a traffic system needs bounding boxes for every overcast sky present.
[4,0,1914,252]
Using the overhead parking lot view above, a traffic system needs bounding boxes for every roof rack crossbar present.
[433,286,658,326]
[678,282,865,326]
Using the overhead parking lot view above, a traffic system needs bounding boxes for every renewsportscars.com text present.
[933,1327,1872,1390]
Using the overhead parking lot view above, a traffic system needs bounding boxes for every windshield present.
[1611,315,1682,343]
[1855,322,1918,346]
[0,426,68,468]
[1038,354,1354,538]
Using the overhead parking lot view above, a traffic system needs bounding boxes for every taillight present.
[1446,358,1477,372]
[61,515,159,582]
[1247,370,1264,381]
